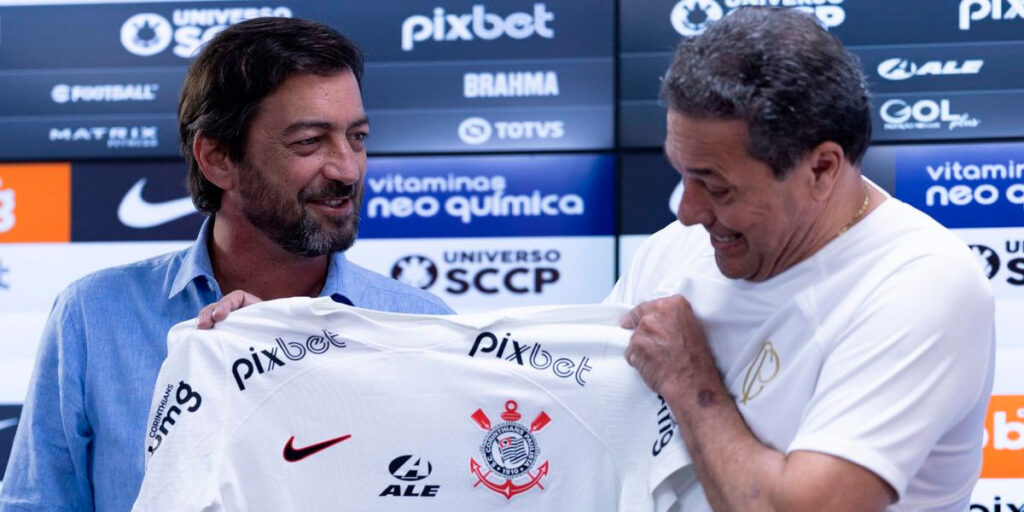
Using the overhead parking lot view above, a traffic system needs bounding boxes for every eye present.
[707,187,729,199]
[347,132,369,142]
[293,136,320,146]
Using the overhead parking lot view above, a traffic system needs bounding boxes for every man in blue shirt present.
[0,17,451,512]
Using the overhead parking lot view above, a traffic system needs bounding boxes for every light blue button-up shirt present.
[0,219,451,512]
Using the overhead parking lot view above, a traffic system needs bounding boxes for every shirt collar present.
[321,251,353,305]
[168,216,218,300]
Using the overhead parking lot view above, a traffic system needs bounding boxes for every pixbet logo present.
[401,3,554,52]
[468,330,593,386]
[877,58,984,81]
[0,179,14,234]
[230,330,346,391]
[457,117,564,145]
[379,455,440,497]
[971,497,1024,512]
[880,99,980,131]
[959,0,1024,30]
[121,7,293,58]
[146,380,202,455]
[51,83,159,104]
[670,0,845,37]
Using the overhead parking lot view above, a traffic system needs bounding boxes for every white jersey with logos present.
[607,192,996,511]
[132,299,692,512]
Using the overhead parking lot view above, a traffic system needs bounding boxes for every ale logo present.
[981,395,1024,478]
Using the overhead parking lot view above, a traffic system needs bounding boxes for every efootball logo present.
[469,400,551,500]
[392,255,438,289]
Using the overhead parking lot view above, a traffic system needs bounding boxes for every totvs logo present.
[982,395,1024,478]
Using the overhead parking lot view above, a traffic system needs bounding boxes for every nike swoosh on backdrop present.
[0,417,18,432]
[283,434,352,463]
[117,178,197,229]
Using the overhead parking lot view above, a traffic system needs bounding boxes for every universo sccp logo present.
[391,250,562,296]
[120,7,293,58]
[969,242,1024,286]
[670,0,846,36]
[121,13,174,57]
[391,255,439,289]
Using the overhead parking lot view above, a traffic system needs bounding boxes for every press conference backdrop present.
[0,0,1021,506]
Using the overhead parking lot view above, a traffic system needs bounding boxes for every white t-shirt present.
[132,300,692,512]
[607,194,995,511]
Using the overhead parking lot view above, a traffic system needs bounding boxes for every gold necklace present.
[837,184,870,237]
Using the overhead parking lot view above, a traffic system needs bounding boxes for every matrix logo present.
[670,0,845,37]
[457,117,564,145]
[959,0,1024,30]
[121,7,293,58]
[880,99,980,131]
[49,126,158,149]
[0,179,14,234]
[401,3,555,51]
[877,59,984,81]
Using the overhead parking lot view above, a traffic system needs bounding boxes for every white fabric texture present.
[132,300,691,512]
[606,192,995,511]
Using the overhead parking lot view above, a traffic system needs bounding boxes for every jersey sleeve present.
[131,322,229,512]
[595,325,692,512]
[787,253,995,498]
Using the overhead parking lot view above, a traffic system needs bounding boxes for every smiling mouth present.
[711,232,740,243]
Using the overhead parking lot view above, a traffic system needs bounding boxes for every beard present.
[238,159,362,257]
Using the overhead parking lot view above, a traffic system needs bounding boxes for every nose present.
[321,135,364,184]
[677,180,713,227]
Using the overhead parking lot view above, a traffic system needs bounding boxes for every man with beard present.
[0,18,450,512]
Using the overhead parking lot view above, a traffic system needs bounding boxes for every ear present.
[805,141,844,200]
[193,133,238,191]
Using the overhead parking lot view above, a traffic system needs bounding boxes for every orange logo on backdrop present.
[982,395,1024,478]
[0,163,71,243]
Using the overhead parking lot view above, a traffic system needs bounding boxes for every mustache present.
[300,181,357,202]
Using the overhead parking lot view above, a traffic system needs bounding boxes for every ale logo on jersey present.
[982,395,1024,478]
[470,400,550,499]
[959,0,1024,30]
[379,455,440,497]
[121,7,293,58]
[670,0,846,37]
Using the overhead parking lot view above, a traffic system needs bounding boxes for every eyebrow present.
[662,147,715,177]
[282,116,370,136]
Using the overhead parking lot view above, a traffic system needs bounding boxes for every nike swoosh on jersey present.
[282,434,352,463]
[0,417,18,432]
[117,178,197,229]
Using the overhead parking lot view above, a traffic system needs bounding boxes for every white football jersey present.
[132,298,693,511]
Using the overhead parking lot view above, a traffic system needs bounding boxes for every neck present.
[208,211,330,300]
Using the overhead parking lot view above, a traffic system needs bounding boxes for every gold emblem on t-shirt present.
[740,341,780,404]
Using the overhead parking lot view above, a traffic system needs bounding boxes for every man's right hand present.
[197,290,263,329]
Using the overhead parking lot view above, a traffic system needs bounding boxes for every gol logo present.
[0,163,71,243]
[981,395,1024,478]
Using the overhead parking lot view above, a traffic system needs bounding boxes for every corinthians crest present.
[469,400,550,499]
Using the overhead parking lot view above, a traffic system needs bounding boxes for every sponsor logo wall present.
[893,141,1024,505]
[619,0,1024,147]
[0,1,614,159]
[347,153,615,312]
